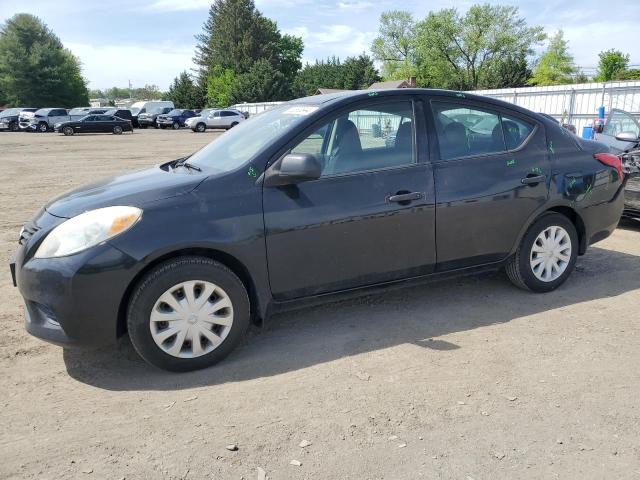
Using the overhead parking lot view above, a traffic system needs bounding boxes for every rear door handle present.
[521,174,546,185]
[388,192,423,203]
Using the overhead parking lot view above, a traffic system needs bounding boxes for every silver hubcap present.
[150,280,233,358]
[530,226,572,282]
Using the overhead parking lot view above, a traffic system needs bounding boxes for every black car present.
[0,107,38,132]
[54,114,133,135]
[104,108,133,123]
[10,89,625,372]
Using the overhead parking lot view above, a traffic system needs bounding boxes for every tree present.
[484,52,531,88]
[528,30,577,86]
[206,67,235,107]
[230,59,288,103]
[595,49,629,82]
[132,84,163,100]
[292,55,380,97]
[0,13,89,107]
[371,11,416,80]
[165,71,201,108]
[413,5,545,90]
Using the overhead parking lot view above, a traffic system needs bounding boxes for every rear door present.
[427,98,550,270]
[49,108,68,126]
[263,96,436,300]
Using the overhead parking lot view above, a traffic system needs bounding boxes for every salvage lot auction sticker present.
[283,106,318,115]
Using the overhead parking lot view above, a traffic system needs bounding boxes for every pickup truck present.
[19,108,71,132]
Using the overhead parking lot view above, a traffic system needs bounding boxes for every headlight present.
[35,206,142,258]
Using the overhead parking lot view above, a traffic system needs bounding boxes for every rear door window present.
[432,102,534,160]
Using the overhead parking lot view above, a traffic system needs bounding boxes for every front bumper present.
[138,118,156,127]
[157,119,176,126]
[11,211,139,346]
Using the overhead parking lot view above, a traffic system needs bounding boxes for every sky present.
[1,0,639,91]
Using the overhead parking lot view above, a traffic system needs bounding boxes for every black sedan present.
[55,114,133,135]
[11,88,625,372]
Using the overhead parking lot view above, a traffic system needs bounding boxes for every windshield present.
[188,104,317,172]
[130,107,141,115]
[166,109,182,116]
[0,108,20,117]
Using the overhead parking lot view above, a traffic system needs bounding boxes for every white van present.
[130,101,174,128]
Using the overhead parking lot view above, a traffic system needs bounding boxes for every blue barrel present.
[582,126,593,139]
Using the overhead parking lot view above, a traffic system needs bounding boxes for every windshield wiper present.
[172,156,202,172]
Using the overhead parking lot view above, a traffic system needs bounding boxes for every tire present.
[9,121,19,132]
[139,125,148,129]
[506,213,578,293]
[127,256,250,372]
[195,123,206,133]
[172,121,180,130]
[38,122,48,133]
[230,121,239,128]
[62,126,74,136]
[113,125,123,135]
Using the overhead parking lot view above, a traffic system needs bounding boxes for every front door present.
[263,97,436,300]
[427,98,550,270]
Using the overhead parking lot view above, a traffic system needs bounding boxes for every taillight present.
[594,152,624,180]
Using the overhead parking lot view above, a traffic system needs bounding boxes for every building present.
[89,98,111,107]
[368,77,417,90]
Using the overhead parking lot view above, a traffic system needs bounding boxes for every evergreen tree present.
[165,71,201,108]
[0,14,88,106]
[528,30,577,86]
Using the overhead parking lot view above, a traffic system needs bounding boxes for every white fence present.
[473,81,640,135]
[231,81,640,136]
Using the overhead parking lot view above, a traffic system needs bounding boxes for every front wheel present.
[172,121,180,130]
[195,123,206,133]
[38,122,48,133]
[506,213,578,292]
[9,121,19,132]
[113,125,123,135]
[127,257,250,372]
[62,126,74,136]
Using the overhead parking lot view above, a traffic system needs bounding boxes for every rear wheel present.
[506,213,578,292]
[195,123,206,133]
[139,125,148,129]
[113,125,123,135]
[62,126,74,136]
[127,256,250,372]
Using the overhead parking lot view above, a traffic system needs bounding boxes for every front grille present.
[18,222,39,245]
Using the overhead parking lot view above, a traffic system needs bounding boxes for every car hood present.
[45,165,205,218]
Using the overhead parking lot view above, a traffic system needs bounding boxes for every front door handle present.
[521,174,546,185]
[388,191,423,203]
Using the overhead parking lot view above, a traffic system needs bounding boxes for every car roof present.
[289,88,556,126]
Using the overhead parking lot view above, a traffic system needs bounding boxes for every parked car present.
[157,109,197,129]
[10,89,625,372]
[611,131,640,219]
[104,108,133,124]
[138,106,173,129]
[185,109,245,132]
[594,108,640,153]
[54,114,133,135]
[20,108,70,132]
[0,107,38,132]
[130,101,174,128]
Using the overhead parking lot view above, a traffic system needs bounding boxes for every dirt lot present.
[1,129,640,480]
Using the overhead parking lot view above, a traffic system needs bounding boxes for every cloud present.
[65,41,196,90]
[285,24,374,58]
[337,1,373,11]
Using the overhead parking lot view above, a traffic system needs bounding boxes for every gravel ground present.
[1,129,639,480]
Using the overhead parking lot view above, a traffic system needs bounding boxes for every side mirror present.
[615,131,639,142]
[263,153,321,187]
